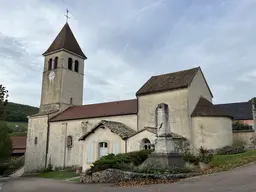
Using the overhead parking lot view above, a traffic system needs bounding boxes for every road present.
[1,163,256,192]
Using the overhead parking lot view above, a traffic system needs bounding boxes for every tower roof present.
[43,23,87,59]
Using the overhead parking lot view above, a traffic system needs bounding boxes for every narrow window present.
[54,57,58,69]
[74,60,79,72]
[48,59,52,70]
[99,142,108,158]
[67,135,73,149]
[141,138,151,150]
[34,137,38,145]
[68,58,73,70]
[70,98,73,104]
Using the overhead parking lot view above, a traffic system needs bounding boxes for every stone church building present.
[24,23,233,173]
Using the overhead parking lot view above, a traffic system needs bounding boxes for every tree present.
[0,85,11,162]
[0,84,9,120]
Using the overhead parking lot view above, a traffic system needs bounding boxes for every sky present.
[0,0,255,107]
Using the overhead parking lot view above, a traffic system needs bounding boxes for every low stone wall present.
[233,130,256,148]
[80,169,199,184]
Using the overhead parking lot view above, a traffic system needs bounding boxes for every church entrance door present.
[99,142,108,158]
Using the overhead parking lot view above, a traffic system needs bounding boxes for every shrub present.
[182,152,200,165]
[0,163,9,175]
[198,146,213,164]
[88,150,153,174]
[232,122,252,131]
[216,145,246,155]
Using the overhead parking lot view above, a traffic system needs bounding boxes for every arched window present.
[54,57,58,69]
[99,142,108,158]
[68,58,73,70]
[34,137,38,145]
[74,60,79,72]
[67,136,73,149]
[48,59,52,70]
[70,98,73,104]
[141,138,151,150]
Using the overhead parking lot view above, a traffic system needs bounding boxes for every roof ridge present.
[75,98,137,108]
[151,66,200,78]
[215,101,251,106]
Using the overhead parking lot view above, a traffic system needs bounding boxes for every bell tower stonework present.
[40,23,87,113]
[24,23,86,173]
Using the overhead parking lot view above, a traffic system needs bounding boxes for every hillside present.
[6,102,39,122]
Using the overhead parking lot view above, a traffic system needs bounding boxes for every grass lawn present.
[206,149,256,173]
[7,121,28,128]
[39,171,77,180]
[69,177,80,183]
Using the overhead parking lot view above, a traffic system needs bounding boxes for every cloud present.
[0,0,256,107]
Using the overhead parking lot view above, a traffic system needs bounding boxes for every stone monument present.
[141,103,185,169]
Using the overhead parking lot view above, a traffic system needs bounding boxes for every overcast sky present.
[0,0,255,107]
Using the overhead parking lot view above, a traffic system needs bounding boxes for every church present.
[24,22,233,173]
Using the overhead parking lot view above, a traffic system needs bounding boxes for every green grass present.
[69,177,80,183]
[39,171,77,180]
[9,132,27,136]
[207,150,256,173]
[7,122,28,129]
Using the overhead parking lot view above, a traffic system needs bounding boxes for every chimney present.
[252,98,256,131]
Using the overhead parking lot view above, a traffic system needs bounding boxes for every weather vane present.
[64,9,70,23]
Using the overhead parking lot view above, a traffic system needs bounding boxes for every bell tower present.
[39,23,87,113]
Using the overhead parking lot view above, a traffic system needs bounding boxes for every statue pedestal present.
[140,136,185,170]
[154,137,175,153]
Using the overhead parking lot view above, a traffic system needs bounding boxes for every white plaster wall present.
[48,114,137,169]
[137,89,191,140]
[188,70,212,115]
[24,115,48,173]
[127,130,156,152]
[192,116,233,152]
[82,128,125,171]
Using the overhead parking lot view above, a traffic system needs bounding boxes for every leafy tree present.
[0,84,9,120]
[0,85,12,162]
[0,121,12,161]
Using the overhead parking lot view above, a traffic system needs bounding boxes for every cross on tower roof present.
[64,9,70,23]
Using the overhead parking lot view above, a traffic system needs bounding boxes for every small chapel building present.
[24,23,233,173]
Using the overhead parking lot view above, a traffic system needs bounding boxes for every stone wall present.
[192,116,233,152]
[24,115,49,173]
[137,89,191,140]
[48,114,136,171]
[233,130,256,148]
[80,169,198,184]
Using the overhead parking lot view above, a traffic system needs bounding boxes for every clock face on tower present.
[49,71,55,81]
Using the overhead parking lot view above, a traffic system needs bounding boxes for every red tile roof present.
[50,99,138,122]
[11,136,27,150]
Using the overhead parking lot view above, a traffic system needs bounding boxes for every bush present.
[232,122,253,131]
[0,163,9,175]
[216,145,246,155]
[198,146,213,164]
[89,150,153,174]
[182,152,200,165]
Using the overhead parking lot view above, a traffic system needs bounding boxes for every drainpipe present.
[252,99,256,131]
[63,123,68,168]
[45,114,50,168]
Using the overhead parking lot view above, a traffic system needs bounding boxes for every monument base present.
[140,152,185,170]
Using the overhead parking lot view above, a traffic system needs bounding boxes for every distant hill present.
[5,102,39,122]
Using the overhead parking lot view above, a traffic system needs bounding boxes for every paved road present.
[1,163,256,192]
